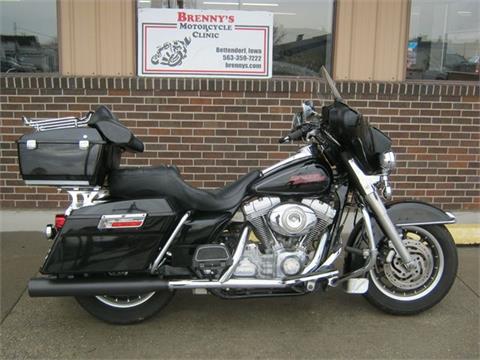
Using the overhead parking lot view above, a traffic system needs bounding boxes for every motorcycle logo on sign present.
[151,37,192,67]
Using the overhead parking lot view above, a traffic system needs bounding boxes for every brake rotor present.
[383,239,434,290]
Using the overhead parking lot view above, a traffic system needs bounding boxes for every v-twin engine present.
[235,197,336,279]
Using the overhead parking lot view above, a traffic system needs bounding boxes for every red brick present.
[1,77,478,211]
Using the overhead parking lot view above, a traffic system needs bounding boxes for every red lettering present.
[289,173,326,186]
[177,11,186,22]
[177,12,235,23]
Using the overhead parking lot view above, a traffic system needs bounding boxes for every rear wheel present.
[75,290,175,325]
[365,224,457,315]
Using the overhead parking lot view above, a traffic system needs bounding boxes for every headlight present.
[380,151,396,173]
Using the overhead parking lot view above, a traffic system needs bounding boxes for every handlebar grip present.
[289,128,304,140]
[278,128,304,144]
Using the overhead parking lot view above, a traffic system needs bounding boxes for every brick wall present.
[1,76,479,210]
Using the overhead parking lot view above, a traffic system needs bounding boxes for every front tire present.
[365,224,458,315]
[75,290,175,325]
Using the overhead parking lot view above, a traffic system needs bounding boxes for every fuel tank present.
[252,160,331,197]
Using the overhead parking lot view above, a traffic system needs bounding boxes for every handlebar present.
[278,127,305,144]
[278,122,319,144]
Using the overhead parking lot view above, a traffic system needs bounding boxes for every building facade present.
[0,0,479,210]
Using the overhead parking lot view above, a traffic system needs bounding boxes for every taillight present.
[55,214,66,230]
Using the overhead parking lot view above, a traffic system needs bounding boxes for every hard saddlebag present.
[41,198,178,274]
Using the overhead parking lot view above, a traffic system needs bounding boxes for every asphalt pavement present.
[1,232,479,359]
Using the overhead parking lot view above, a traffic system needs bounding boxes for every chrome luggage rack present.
[22,111,93,132]
[62,186,110,215]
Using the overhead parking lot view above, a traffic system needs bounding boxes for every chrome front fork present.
[347,159,415,270]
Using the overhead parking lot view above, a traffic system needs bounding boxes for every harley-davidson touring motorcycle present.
[18,68,458,324]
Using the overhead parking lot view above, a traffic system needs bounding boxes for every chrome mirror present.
[291,113,304,129]
[302,100,315,120]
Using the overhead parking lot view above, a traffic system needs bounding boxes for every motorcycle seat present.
[109,166,261,212]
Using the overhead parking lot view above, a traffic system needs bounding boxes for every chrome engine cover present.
[269,203,317,237]
[238,197,337,280]
[233,243,307,279]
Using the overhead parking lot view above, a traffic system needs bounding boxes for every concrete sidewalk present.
[0,231,479,359]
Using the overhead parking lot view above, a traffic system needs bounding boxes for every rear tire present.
[75,290,175,325]
[365,224,458,315]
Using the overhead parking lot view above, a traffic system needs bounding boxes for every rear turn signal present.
[45,214,65,240]
[55,214,66,230]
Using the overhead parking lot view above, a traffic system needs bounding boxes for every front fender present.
[384,200,456,226]
[345,201,456,271]
[370,200,456,244]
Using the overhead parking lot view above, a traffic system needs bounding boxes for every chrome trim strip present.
[151,211,191,273]
[261,145,313,175]
[219,226,250,283]
[25,180,90,186]
[168,270,339,289]
[301,232,328,274]
[97,213,147,229]
[446,212,457,221]
[396,220,456,227]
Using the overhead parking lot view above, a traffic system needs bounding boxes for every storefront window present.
[0,0,58,73]
[138,0,334,77]
[407,0,479,81]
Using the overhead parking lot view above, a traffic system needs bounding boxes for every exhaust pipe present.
[28,270,339,297]
[28,277,169,297]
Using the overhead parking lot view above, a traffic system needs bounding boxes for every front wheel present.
[365,224,458,315]
[75,290,175,324]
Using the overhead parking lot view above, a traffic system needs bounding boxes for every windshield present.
[321,66,343,102]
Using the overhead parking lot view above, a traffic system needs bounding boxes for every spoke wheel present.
[76,282,175,324]
[95,292,156,309]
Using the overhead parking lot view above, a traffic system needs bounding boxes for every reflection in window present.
[407,0,479,81]
[138,0,334,77]
[0,0,58,73]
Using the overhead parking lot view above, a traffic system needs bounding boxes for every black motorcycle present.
[17,68,458,324]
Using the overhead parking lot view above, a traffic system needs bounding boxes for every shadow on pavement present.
[1,232,50,322]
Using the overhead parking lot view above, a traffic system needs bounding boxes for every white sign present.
[137,8,273,78]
